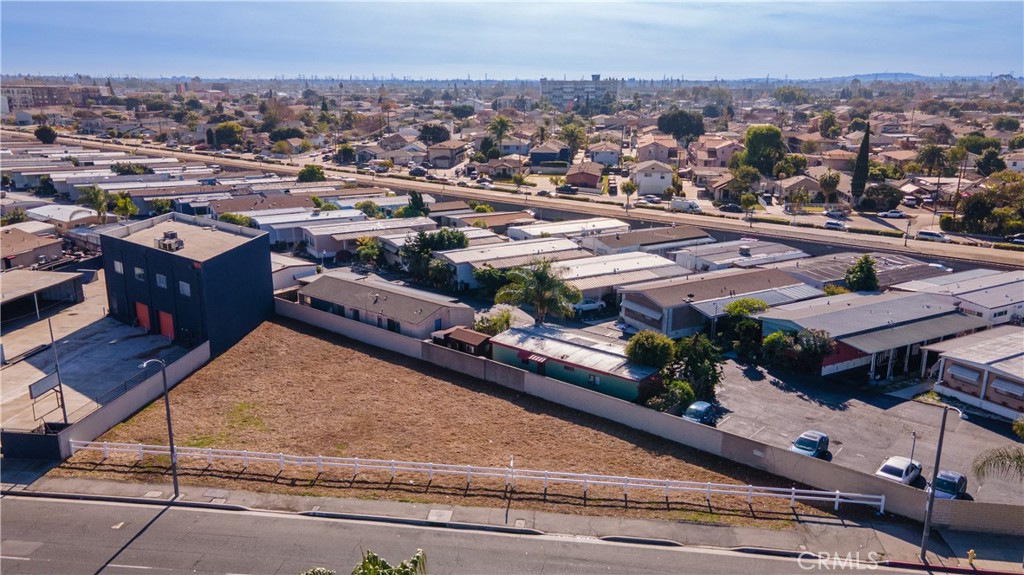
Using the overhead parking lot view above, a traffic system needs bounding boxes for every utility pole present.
[920,407,949,562]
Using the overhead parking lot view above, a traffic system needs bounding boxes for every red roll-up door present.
[158,310,174,340]
[134,302,150,331]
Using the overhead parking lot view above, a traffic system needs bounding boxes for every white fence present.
[69,440,886,513]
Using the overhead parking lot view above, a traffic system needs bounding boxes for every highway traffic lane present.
[0,496,914,575]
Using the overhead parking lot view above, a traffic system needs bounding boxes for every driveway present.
[715,360,1023,504]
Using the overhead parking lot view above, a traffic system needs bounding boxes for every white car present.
[875,456,922,485]
[572,299,607,314]
[823,220,847,231]
[916,230,951,243]
[878,209,907,218]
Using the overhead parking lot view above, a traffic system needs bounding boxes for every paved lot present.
[715,360,1023,504]
[1,272,186,430]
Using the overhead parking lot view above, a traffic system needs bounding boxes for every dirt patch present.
[55,318,874,526]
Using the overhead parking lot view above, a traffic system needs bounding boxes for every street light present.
[904,218,912,247]
[140,358,179,500]
[919,405,968,562]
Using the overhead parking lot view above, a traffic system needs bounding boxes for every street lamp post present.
[919,405,967,562]
[140,358,178,500]
[904,218,912,246]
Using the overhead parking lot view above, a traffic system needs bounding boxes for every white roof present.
[553,252,679,280]
[26,204,98,222]
[253,209,365,227]
[510,217,629,238]
[437,238,580,265]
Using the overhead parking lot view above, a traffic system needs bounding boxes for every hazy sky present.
[3,1,1022,80]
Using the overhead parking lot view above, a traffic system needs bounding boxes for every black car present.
[409,167,427,177]
[424,174,439,181]
[555,184,579,194]
[537,190,552,197]
[718,203,744,213]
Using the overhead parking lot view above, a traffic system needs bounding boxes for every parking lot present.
[715,360,1023,504]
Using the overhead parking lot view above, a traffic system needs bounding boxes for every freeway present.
[4,129,1021,269]
[0,496,914,575]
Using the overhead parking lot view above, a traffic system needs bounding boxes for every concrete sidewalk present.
[3,459,1020,574]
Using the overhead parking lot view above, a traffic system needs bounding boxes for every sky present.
[2,1,1022,81]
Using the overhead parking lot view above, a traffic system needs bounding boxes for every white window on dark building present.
[155,274,167,289]
[134,267,145,282]
[179,281,191,297]
[114,260,124,274]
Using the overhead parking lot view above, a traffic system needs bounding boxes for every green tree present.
[761,331,794,368]
[915,144,948,176]
[621,179,637,206]
[426,258,451,287]
[773,86,809,105]
[355,200,381,218]
[298,567,335,575]
[36,175,57,197]
[723,298,769,317]
[474,308,513,336]
[674,334,723,403]
[214,121,244,147]
[111,162,153,176]
[449,104,475,120]
[351,549,426,575]
[818,169,841,204]
[844,254,879,291]
[625,331,676,368]
[112,191,138,220]
[487,115,514,149]
[823,284,851,296]
[741,125,786,176]
[272,140,293,156]
[218,212,257,228]
[847,118,869,135]
[354,236,383,267]
[334,144,355,163]
[418,123,451,145]
[473,203,495,213]
[401,228,468,280]
[34,125,58,144]
[739,193,758,213]
[818,111,840,138]
[149,198,173,215]
[656,109,705,143]
[269,127,305,142]
[77,185,110,224]
[992,116,1021,132]
[794,328,835,371]
[1,207,28,226]
[725,165,760,198]
[646,380,696,413]
[297,164,327,182]
[400,191,430,218]
[1009,134,1024,150]
[560,124,587,156]
[956,134,1001,155]
[851,123,870,201]
[511,173,526,193]
[472,265,509,297]
[975,148,1007,176]
[495,258,582,324]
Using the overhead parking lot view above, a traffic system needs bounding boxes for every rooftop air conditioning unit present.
[155,230,184,252]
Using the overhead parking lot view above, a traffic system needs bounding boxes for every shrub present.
[993,242,1024,252]
[539,161,568,168]
[625,331,676,368]
[848,227,905,238]
[939,214,958,232]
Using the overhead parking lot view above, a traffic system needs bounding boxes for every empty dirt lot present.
[57,318,866,526]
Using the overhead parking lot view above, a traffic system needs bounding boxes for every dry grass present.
[55,318,865,527]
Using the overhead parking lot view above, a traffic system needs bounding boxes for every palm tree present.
[112,191,138,220]
[354,236,382,268]
[487,115,514,153]
[561,125,587,156]
[495,258,582,324]
[916,144,948,177]
[77,185,110,224]
[533,125,548,145]
[972,416,1024,482]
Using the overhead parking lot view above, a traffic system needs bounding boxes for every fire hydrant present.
[967,549,976,567]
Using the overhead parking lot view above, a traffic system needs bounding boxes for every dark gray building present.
[100,213,273,356]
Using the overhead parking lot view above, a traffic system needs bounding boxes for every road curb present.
[2,488,249,512]
[883,560,1023,575]
[731,546,807,559]
[301,510,544,536]
[599,535,683,547]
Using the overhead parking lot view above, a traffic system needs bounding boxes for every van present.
[670,198,702,213]
[916,230,951,243]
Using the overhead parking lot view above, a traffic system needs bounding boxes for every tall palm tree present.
[533,125,548,145]
[916,144,948,176]
[487,115,514,152]
[972,416,1024,482]
[495,258,582,324]
[77,185,110,224]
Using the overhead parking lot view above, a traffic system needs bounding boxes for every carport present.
[839,314,991,381]
[0,269,85,324]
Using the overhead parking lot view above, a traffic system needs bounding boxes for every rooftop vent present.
[738,244,751,257]
[155,230,184,252]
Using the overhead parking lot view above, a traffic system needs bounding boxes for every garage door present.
[134,302,150,331]
[158,310,174,340]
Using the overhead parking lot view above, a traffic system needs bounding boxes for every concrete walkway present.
[3,458,1020,574]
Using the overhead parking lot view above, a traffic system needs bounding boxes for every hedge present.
[539,161,569,168]
[749,216,790,225]
[993,242,1024,252]
[848,227,905,238]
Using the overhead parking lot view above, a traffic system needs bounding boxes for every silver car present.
[875,456,922,485]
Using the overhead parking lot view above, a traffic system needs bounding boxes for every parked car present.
[875,456,922,485]
[789,431,830,459]
[682,401,716,426]
[929,470,968,500]
[424,174,439,181]
[902,196,919,207]
[823,220,848,231]
[646,197,663,204]
[572,299,606,314]
[634,200,651,207]
[556,184,579,194]
[477,176,493,184]
[878,209,907,218]
[409,167,427,177]
[456,181,469,187]
[718,203,744,213]
[823,210,848,219]
[916,230,951,243]
[537,190,553,197]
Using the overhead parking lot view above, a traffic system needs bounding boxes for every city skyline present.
[2,1,1022,81]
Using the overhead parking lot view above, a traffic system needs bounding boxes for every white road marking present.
[112,521,125,529]
[0,556,31,561]
[748,426,765,439]
[108,565,154,570]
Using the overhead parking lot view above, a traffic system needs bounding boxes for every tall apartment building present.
[540,75,620,109]
[1,85,111,110]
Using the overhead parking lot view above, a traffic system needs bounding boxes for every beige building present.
[0,228,62,269]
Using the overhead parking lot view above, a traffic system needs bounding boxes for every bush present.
[539,161,568,168]
[939,214,958,232]
[749,216,790,225]
[993,242,1024,252]
[646,380,696,414]
[625,331,676,368]
[848,227,905,238]
[858,197,877,211]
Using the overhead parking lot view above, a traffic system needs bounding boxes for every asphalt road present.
[0,497,916,575]
[5,129,1020,270]
[715,361,1024,505]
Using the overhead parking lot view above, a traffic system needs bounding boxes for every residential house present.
[298,272,475,340]
[891,270,1024,326]
[431,326,492,357]
[426,139,471,169]
[758,292,990,381]
[925,326,1023,419]
[498,136,532,156]
[252,209,366,246]
[477,157,527,179]
[100,213,273,356]
[636,134,678,165]
[565,162,604,189]
[490,324,658,402]
[688,135,743,168]
[270,252,318,291]
[26,205,101,232]
[448,210,536,234]
[301,217,436,260]
[580,226,714,256]
[819,149,857,171]
[435,238,591,290]
[0,227,62,269]
[630,160,675,195]
[805,166,854,204]
[619,268,824,338]
[506,217,629,241]
[529,139,571,165]
[769,175,821,200]
[771,252,950,290]
[879,149,919,168]
[1002,151,1024,173]
[553,252,690,300]
[588,141,621,166]
[673,240,808,271]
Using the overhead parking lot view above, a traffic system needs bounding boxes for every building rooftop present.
[891,269,1005,292]
[0,227,60,258]
[930,327,1024,382]
[300,217,436,242]
[100,213,265,262]
[772,252,950,287]
[253,209,365,228]
[0,269,82,304]
[490,324,657,382]
[593,226,710,249]
[757,292,958,338]
[26,204,98,222]
[622,268,804,309]
[674,239,808,268]
[300,273,472,327]
[438,237,581,265]
[553,252,679,280]
[510,217,629,238]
